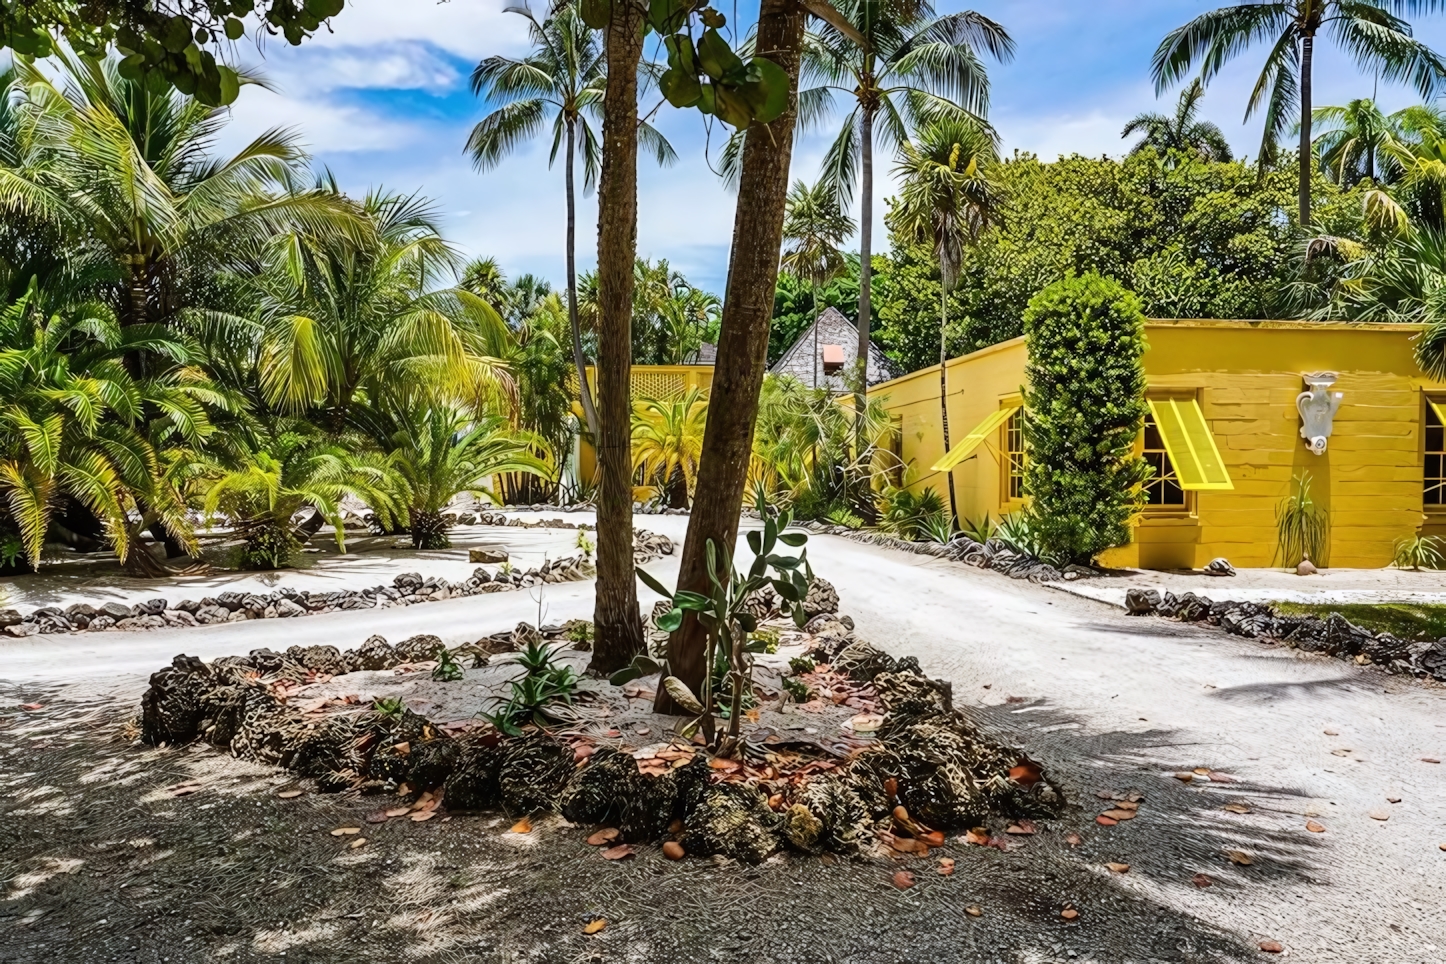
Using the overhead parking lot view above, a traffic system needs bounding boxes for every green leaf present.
[778,531,807,547]
[216,65,240,107]
[739,56,790,124]
[697,28,743,82]
[657,608,684,632]
[792,603,808,628]
[648,0,688,34]
[635,566,675,599]
[737,612,758,634]
[674,590,712,610]
[665,32,697,74]
[609,666,644,686]
[746,529,762,555]
[579,0,611,29]
[224,17,245,40]
[660,67,703,109]
[698,83,716,116]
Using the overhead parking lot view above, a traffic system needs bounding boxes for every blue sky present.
[217,1,1446,295]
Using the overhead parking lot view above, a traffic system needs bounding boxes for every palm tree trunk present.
[812,280,820,388]
[939,283,958,531]
[1299,32,1314,226]
[565,116,600,439]
[655,0,806,715]
[855,105,874,418]
[589,0,646,674]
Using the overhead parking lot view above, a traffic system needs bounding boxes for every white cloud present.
[218,85,425,155]
[260,42,462,94]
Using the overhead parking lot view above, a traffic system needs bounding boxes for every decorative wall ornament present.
[1296,372,1343,455]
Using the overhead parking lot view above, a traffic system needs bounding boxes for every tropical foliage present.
[632,388,708,508]
[1122,79,1232,164]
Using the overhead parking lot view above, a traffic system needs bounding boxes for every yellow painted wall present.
[872,319,1446,569]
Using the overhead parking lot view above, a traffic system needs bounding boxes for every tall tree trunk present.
[812,280,820,388]
[855,104,874,417]
[589,0,646,673]
[656,0,806,714]
[566,116,601,440]
[939,283,957,531]
[1299,32,1314,226]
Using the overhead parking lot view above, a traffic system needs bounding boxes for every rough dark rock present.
[394,634,444,662]
[1124,588,1160,615]
[682,783,781,864]
[496,733,574,815]
[347,635,398,672]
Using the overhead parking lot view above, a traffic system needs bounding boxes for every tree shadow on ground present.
[0,681,1329,964]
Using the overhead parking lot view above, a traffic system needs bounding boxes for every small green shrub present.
[1021,273,1150,565]
[782,677,812,703]
[788,654,816,675]
[237,520,299,570]
[750,627,781,653]
[994,512,1043,558]
[1392,534,1444,570]
[961,513,996,544]
[480,639,580,735]
[431,647,464,682]
[1275,471,1328,568]
[878,485,947,541]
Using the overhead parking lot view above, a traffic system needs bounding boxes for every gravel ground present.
[2,515,1444,963]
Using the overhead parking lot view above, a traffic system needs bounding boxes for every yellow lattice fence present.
[572,365,713,403]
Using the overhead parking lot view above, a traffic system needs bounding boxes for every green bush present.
[1021,273,1150,564]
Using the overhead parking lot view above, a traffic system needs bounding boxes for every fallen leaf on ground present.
[1008,761,1042,786]
[888,835,928,855]
[19,703,42,711]
[1065,833,1082,847]
[1331,749,1351,757]
[1306,820,1326,833]
[1095,790,1116,800]
[965,905,982,917]
[891,871,916,889]
[1114,800,1140,811]
[1095,815,1118,827]
[1323,729,1338,736]
[601,844,635,860]
[1106,862,1130,873]
[1223,802,1250,814]
[1439,842,1446,851]
[392,741,410,756]
[662,841,685,860]
[1174,772,1193,783]
[1422,757,1440,764]
[1387,796,1401,804]
[167,783,203,796]
[1368,810,1390,821]
[330,827,361,836]
[1005,695,1025,703]
[1191,873,1213,888]
[1207,771,1235,783]
[583,919,607,935]
[1005,819,1036,835]
[587,828,620,846]
[849,713,884,733]
[1061,907,1079,920]
[349,837,366,849]
[708,758,740,771]
[409,810,436,822]
[1100,809,1136,821]
[937,857,955,875]
[963,828,990,845]
[1259,940,1283,953]
[510,817,533,834]
[1192,767,1211,775]
[1225,849,1252,866]
[276,790,304,800]
[384,807,410,818]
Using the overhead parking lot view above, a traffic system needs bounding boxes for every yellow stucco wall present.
[873,319,1446,570]
[573,365,714,483]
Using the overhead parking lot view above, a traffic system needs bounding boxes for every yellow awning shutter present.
[932,405,1020,473]
[1428,398,1446,427]
[1148,398,1233,491]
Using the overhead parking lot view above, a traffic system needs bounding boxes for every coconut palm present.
[387,406,550,549]
[1152,0,1446,226]
[468,2,675,437]
[7,53,362,331]
[1122,78,1233,163]
[252,189,515,431]
[780,179,856,388]
[801,0,1012,412]
[892,117,1001,531]
[1308,98,1404,184]
[0,284,218,574]
[201,428,400,570]
[631,388,708,508]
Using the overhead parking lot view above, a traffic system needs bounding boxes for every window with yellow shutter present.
[1142,414,1188,508]
[1426,399,1446,507]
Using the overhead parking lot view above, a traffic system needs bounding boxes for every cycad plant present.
[891,116,1000,531]
[387,407,549,550]
[632,388,708,509]
[468,1,675,436]
[201,429,399,570]
[0,284,216,574]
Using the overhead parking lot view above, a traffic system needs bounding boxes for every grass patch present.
[1274,602,1446,640]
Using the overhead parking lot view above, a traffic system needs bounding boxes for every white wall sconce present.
[1297,372,1342,455]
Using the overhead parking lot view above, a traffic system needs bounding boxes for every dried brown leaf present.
[1225,849,1252,866]
[1191,872,1213,888]
[587,828,620,846]
[1223,802,1250,814]
[1305,820,1326,833]
[583,919,607,934]
[330,827,361,836]
[937,857,955,876]
[601,844,635,860]
[1259,940,1283,953]
[965,905,982,917]
[510,817,533,834]
[1105,862,1130,874]
[891,870,916,889]
[276,790,303,800]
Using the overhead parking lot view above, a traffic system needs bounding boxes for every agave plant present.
[1393,534,1444,571]
[1275,471,1328,569]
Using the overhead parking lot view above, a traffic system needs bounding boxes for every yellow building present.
[876,319,1446,570]
[572,364,714,483]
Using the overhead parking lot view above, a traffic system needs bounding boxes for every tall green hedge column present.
[1022,273,1150,565]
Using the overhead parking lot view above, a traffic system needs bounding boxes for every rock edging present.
[795,523,1076,584]
[1123,588,1446,682]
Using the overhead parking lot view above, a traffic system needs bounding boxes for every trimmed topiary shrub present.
[1021,273,1149,565]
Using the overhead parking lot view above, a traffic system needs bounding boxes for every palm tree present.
[1122,78,1233,163]
[1152,0,1446,226]
[802,0,1012,414]
[388,407,549,549]
[8,54,362,332]
[780,179,856,389]
[468,2,675,439]
[252,189,515,431]
[631,388,708,508]
[892,117,1000,530]
[0,284,217,574]
[202,427,400,570]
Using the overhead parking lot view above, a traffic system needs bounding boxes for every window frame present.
[1140,392,1198,519]
[999,399,1027,510]
[1424,394,1446,513]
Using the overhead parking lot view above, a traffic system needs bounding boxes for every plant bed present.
[135,608,1062,864]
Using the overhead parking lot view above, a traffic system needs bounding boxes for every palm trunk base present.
[410,511,452,551]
